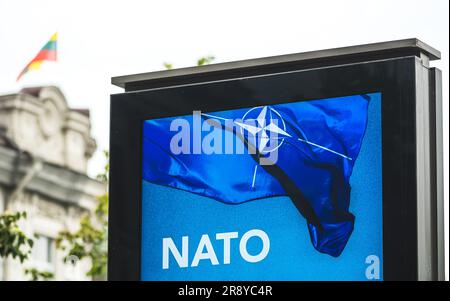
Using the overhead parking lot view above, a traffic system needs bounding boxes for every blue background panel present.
[141,93,382,280]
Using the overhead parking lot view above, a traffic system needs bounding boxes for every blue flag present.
[142,94,370,257]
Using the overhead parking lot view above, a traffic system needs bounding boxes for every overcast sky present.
[1,0,449,277]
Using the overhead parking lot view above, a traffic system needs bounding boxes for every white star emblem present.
[235,106,291,153]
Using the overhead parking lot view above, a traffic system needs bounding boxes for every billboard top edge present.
[111,38,440,92]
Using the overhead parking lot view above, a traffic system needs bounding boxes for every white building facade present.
[0,86,105,280]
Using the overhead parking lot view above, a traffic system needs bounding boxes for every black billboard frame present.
[108,39,443,281]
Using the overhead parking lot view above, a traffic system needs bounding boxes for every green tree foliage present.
[1,211,55,280]
[56,151,109,279]
[164,55,215,70]
[0,211,33,263]
[24,268,54,281]
[163,62,173,70]
[197,56,215,66]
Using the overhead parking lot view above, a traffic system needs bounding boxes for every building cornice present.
[0,146,105,210]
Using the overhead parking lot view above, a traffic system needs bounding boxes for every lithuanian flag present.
[16,32,57,81]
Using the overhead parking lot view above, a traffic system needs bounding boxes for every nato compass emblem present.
[201,105,352,189]
[235,106,291,154]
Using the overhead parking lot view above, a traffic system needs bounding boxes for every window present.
[32,235,55,271]
[0,190,4,280]
[0,189,4,212]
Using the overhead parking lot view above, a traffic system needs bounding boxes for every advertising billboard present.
[109,39,444,281]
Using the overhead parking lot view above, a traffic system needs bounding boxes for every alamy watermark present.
[365,255,381,280]
[169,110,286,165]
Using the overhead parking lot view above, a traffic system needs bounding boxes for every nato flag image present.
[140,93,383,280]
